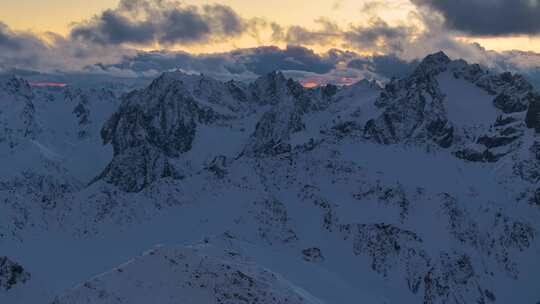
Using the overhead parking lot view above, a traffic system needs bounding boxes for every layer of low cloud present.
[348,54,419,79]
[411,0,540,36]
[90,45,367,83]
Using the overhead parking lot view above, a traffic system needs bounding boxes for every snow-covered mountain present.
[1,52,540,304]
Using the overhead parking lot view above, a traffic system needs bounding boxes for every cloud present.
[0,23,25,50]
[348,54,419,78]
[271,19,341,46]
[238,45,352,75]
[0,22,135,73]
[343,18,417,53]
[89,45,437,86]
[92,45,360,81]
[70,0,250,46]
[411,0,540,36]
[271,17,419,54]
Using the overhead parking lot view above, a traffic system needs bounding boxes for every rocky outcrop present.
[302,247,324,262]
[243,72,338,157]
[364,52,454,148]
[0,257,30,291]
[439,193,535,278]
[526,93,540,132]
[243,103,305,156]
[365,51,540,155]
[0,76,39,148]
[455,113,525,162]
[97,72,242,192]
[63,87,118,139]
[338,223,428,277]
[252,198,298,244]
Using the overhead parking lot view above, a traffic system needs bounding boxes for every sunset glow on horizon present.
[29,82,69,88]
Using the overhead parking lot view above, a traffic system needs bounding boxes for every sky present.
[1,0,540,85]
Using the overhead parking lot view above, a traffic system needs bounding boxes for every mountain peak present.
[269,70,286,80]
[154,70,195,83]
[411,51,452,77]
[0,75,33,99]
[422,51,451,65]
[256,70,287,85]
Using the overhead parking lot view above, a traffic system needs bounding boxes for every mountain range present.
[1,51,539,304]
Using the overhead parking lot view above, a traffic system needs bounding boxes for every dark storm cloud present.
[348,54,419,78]
[411,0,540,36]
[0,22,135,73]
[101,51,236,76]
[343,18,417,53]
[239,45,348,75]
[71,10,156,45]
[70,0,248,46]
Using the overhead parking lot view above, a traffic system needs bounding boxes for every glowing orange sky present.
[1,0,539,54]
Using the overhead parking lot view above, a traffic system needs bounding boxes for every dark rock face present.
[244,105,304,156]
[526,93,540,132]
[532,188,540,207]
[96,144,180,192]
[335,221,490,303]
[477,134,519,149]
[242,71,348,157]
[102,86,201,158]
[0,77,39,148]
[493,92,528,113]
[253,198,298,244]
[422,253,487,304]
[0,257,30,291]
[338,223,427,277]
[97,73,238,192]
[454,149,501,163]
[487,73,534,114]
[364,54,454,148]
[251,71,313,110]
[206,155,229,178]
[440,194,536,279]
[455,112,527,163]
[302,248,324,262]
[243,72,332,157]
